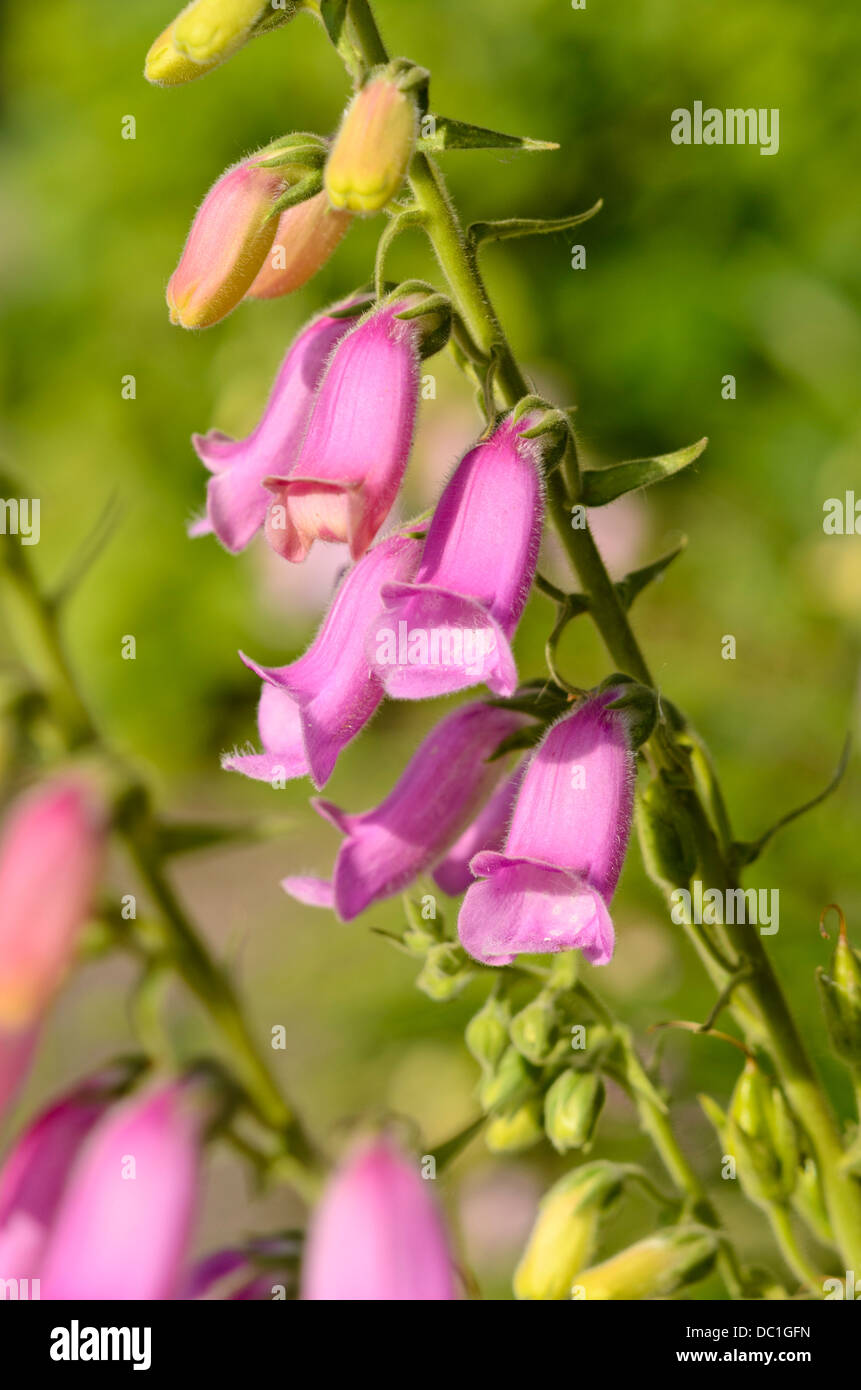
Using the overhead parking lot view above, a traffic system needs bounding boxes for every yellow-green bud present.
[465,994,511,1073]
[146,1,298,86]
[817,911,861,1067]
[792,1156,834,1246]
[415,943,472,1001]
[478,1044,535,1111]
[573,1225,718,1300]
[544,1070,605,1153]
[514,1162,625,1301]
[727,1060,798,1205]
[510,991,558,1065]
[486,1099,544,1153]
[325,69,418,214]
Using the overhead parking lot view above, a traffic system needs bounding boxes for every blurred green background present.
[1,0,860,1297]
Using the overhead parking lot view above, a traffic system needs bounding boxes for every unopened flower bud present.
[167,155,290,329]
[478,1044,535,1112]
[486,1099,543,1153]
[465,994,511,1073]
[573,1225,718,1301]
[415,943,473,1001]
[246,192,351,299]
[514,1162,624,1300]
[325,69,418,214]
[510,991,558,1065]
[544,1070,605,1153]
[817,908,861,1067]
[146,1,298,87]
[727,1060,798,1205]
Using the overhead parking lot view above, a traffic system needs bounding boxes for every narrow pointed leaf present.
[731,736,851,869]
[615,540,687,611]
[431,1115,486,1171]
[469,199,603,247]
[580,438,708,508]
[418,115,558,155]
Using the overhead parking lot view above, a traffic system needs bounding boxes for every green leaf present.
[319,0,349,46]
[488,723,546,761]
[469,199,603,248]
[731,736,851,869]
[615,540,687,611]
[487,679,571,719]
[580,438,708,508]
[417,115,558,155]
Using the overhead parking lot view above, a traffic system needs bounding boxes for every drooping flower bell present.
[370,413,544,698]
[324,68,419,214]
[458,692,636,966]
[0,1026,39,1121]
[39,1077,211,1300]
[0,1064,138,1283]
[284,701,526,920]
[167,148,308,330]
[145,0,298,87]
[302,1133,457,1300]
[246,192,351,300]
[191,301,363,552]
[0,780,104,1031]
[223,532,422,789]
[263,298,432,563]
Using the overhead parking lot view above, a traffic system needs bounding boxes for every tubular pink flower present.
[0,1070,123,1282]
[263,301,421,563]
[39,1079,208,1301]
[167,155,288,329]
[458,693,635,967]
[432,764,524,897]
[302,1134,457,1300]
[0,781,104,1030]
[370,414,544,698]
[223,532,422,789]
[283,701,526,921]
[246,192,351,300]
[191,303,360,553]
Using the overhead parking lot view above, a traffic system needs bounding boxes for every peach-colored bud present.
[246,192,351,300]
[325,74,417,214]
[0,781,104,1029]
[167,158,287,329]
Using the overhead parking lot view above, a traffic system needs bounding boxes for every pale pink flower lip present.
[458,693,635,966]
[223,531,422,789]
[302,1133,457,1300]
[192,299,365,553]
[283,701,527,920]
[0,780,104,1030]
[370,414,544,698]
[263,302,421,563]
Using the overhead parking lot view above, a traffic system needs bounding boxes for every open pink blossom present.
[263,301,421,563]
[223,532,422,788]
[284,701,526,920]
[432,764,524,897]
[458,693,635,966]
[303,1134,457,1300]
[191,302,361,552]
[370,413,544,698]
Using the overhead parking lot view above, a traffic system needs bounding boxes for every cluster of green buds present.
[379,895,475,1001]
[463,958,607,1155]
[702,1059,799,1208]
